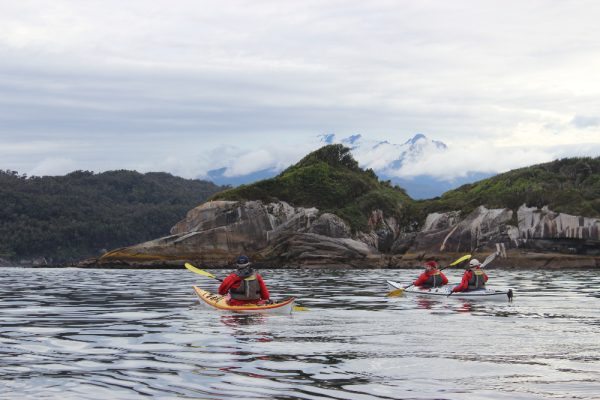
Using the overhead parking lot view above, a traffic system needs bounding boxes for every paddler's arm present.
[452,271,471,293]
[218,274,237,295]
[413,272,429,287]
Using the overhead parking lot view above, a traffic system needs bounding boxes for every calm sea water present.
[1,267,599,399]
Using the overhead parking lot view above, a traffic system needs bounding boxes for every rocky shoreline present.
[70,199,600,270]
[4,250,600,269]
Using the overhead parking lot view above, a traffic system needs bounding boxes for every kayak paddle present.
[184,262,223,281]
[184,262,309,311]
[480,252,498,268]
[386,254,472,297]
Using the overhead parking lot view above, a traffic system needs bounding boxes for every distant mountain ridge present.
[207,133,495,199]
[319,132,448,170]
[320,133,463,199]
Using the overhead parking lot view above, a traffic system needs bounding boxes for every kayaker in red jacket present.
[218,255,271,306]
[452,258,488,293]
[413,260,449,288]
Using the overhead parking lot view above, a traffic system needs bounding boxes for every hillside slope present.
[420,157,600,219]
[211,144,415,232]
[0,170,223,262]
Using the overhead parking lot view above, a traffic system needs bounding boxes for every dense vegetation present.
[214,148,600,231]
[420,157,600,218]
[0,170,223,262]
[212,144,415,231]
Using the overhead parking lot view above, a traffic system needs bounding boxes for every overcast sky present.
[1,0,599,181]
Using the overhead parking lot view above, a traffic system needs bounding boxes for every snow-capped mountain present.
[318,133,448,174]
[205,133,494,199]
[317,133,492,198]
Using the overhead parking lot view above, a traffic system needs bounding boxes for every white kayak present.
[386,280,514,302]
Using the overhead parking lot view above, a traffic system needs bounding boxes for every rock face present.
[409,206,514,253]
[517,205,600,240]
[97,200,382,268]
[514,206,600,255]
[90,200,600,268]
[404,204,600,258]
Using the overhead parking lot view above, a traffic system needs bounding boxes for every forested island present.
[88,145,600,269]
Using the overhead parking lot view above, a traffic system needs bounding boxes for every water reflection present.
[219,313,267,327]
[453,301,475,313]
[0,267,599,399]
[218,314,273,344]
[415,297,437,310]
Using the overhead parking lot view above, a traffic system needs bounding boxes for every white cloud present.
[222,149,275,177]
[391,142,553,180]
[28,157,77,176]
[0,140,67,155]
[1,1,600,180]
[571,115,600,129]
[354,142,405,171]
[209,142,318,178]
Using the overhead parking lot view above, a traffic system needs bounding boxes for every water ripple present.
[1,267,599,399]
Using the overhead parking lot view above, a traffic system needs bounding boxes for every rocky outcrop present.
[308,213,352,238]
[401,204,600,259]
[261,232,377,267]
[511,206,600,255]
[95,200,383,268]
[408,206,514,254]
[517,205,600,241]
[85,200,600,269]
[366,210,401,252]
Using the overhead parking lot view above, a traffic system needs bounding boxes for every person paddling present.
[451,258,488,293]
[218,255,271,306]
[412,260,449,289]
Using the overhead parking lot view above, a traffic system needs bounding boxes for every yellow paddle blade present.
[448,254,471,267]
[386,288,404,297]
[292,306,309,311]
[184,262,217,280]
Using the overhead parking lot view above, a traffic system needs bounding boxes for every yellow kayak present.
[193,286,296,315]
